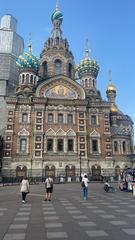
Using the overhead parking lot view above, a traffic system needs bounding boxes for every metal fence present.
[0,167,120,185]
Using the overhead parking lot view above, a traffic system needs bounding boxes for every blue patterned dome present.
[16,44,39,72]
[51,7,63,22]
[77,49,100,79]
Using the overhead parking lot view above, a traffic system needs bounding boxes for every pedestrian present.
[20,177,30,203]
[104,180,115,192]
[44,176,53,201]
[81,174,89,200]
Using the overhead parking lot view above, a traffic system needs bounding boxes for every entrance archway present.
[45,165,55,177]
[91,165,101,181]
[65,165,75,177]
[16,165,27,178]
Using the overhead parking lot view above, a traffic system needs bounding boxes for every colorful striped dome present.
[77,49,99,79]
[16,44,39,72]
[51,9,63,22]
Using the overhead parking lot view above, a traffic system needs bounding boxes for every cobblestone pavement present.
[0,182,135,240]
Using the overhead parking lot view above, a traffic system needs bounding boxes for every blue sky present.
[0,0,135,136]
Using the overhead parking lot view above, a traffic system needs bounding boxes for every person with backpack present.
[81,174,89,200]
[44,177,53,201]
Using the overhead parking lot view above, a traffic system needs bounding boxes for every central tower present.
[39,2,75,80]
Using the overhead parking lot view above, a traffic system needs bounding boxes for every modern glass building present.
[0,15,24,134]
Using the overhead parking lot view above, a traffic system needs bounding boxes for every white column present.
[64,138,67,153]
[54,137,57,153]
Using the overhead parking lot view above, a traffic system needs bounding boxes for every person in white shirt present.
[20,177,29,203]
[82,174,89,200]
[104,180,115,192]
[44,177,53,201]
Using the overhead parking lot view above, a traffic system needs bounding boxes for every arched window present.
[54,59,62,75]
[22,113,28,123]
[68,139,74,151]
[55,37,59,45]
[22,74,25,84]
[47,139,53,151]
[20,138,27,152]
[85,79,88,87]
[123,141,126,152]
[92,139,98,152]
[57,139,63,152]
[67,63,72,78]
[26,74,29,83]
[114,141,118,152]
[30,75,33,84]
[43,61,48,79]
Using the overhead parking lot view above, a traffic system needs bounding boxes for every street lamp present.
[79,154,82,182]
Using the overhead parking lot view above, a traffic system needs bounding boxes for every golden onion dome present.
[106,80,116,93]
[110,103,118,113]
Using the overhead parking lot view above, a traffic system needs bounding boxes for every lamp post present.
[79,154,82,182]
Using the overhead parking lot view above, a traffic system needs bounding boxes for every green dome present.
[16,48,39,72]
[51,9,63,22]
[78,57,99,79]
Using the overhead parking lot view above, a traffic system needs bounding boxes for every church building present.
[2,4,134,180]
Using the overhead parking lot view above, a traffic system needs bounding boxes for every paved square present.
[3,233,25,240]
[109,221,127,226]
[0,182,135,240]
[86,230,108,237]
[78,221,96,226]
[45,223,63,228]
[47,232,68,238]
[122,229,135,235]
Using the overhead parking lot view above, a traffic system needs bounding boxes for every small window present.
[26,74,29,83]
[20,138,27,152]
[22,74,25,84]
[54,60,62,75]
[48,113,53,123]
[123,141,126,152]
[67,114,73,124]
[43,61,48,79]
[79,112,84,118]
[114,141,118,152]
[67,63,72,78]
[91,115,97,125]
[30,75,33,84]
[68,139,73,151]
[36,118,42,123]
[22,113,28,123]
[58,114,63,124]
[57,139,63,151]
[92,139,98,152]
[47,139,53,151]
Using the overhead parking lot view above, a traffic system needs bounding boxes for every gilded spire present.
[106,70,116,93]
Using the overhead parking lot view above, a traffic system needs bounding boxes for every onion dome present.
[110,103,118,113]
[106,80,116,93]
[51,1,63,23]
[16,42,39,73]
[77,48,100,79]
